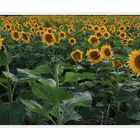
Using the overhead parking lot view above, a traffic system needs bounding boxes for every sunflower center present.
[61,33,64,37]
[135,55,140,69]
[45,34,53,43]
[96,32,101,37]
[90,51,100,60]
[94,27,98,31]
[120,33,125,37]
[91,37,97,43]
[70,39,74,43]
[73,52,81,59]
[48,29,52,33]
[22,33,28,41]
[104,48,111,56]
[104,33,109,37]
[14,32,19,38]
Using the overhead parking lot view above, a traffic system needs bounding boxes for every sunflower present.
[21,32,30,43]
[42,32,55,47]
[121,39,128,46]
[11,30,21,41]
[119,31,126,39]
[0,37,4,49]
[2,26,7,32]
[127,38,134,46]
[86,48,102,64]
[59,31,66,40]
[112,60,122,68]
[88,35,100,46]
[100,26,107,33]
[101,44,113,60]
[128,50,140,77]
[68,28,75,35]
[71,49,83,62]
[95,31,102,39]
[93,25,99,32]
[68,38,76,45]
[103,32,111,39]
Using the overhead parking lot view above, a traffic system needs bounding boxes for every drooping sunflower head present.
[11,30,21,41]
[86,48,102,64]
[42,32,55,47]
[71,49,83,62]
[128,50,140,77]
[101,44,113,60]
[0,37,4,49]
[88,35,100,46]
[21,32,30,43]
[68,38,76,46]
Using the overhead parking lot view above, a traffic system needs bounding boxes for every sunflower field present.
[0,15,140,125]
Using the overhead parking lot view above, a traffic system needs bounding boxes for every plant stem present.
[6,64,13,104]
[55,64,59,88]
[4,48,13,104]
[105,104,110,124]
[55,64,62,125]
[75,62,78,89]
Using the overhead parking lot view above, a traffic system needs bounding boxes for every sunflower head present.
[59,31,66,40]
[86,48,102,64]
[101,44,113,60]
[93,25,99,31]
[95,31,102,39]
[11,30,21,41]
[128,50,140,77]
[127,38,134,46]
[88,35,100,46]
[71,49,83,62]
[42,32,55,47]
[103,32,111,39]
[22,32,30,43]
[119,31,126,39]
[68,28,75,35]
[112,60,122,68]
[68,38,76,45]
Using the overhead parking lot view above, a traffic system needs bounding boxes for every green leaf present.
[61,103,81,124]
[64,72,96,83]
[32,64,52,75]
[50,103,81,124]
[29,80,73,105]
[17,68,38,79]
[29,81,47,99]
[20,99,42,111]
[63,91,92,107]
[3,71,18,82]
